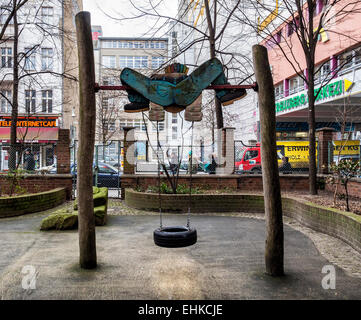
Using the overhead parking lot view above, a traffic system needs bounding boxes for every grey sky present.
[82,0,178,37]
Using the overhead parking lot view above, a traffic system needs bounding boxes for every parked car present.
[35,164,57,174]
[333,154,360,165]
[71,162,121,188]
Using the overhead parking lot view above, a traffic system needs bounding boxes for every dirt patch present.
[283,190,361,216]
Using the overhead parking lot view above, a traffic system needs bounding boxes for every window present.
[102,55,116,68]
[109,121,115,132]
[172,126,177,140]
[0,90,11,113]
[42,90,52,113]
[172,113,177,124]
[152,56,165,69]
[119,56,148,69]
[102,77,115,85]
[25,90,36,113]
[275,83,284,99]
[24,48,36,70]
[289,76,304,94]
[1,47,12,68]
[339,51,355,70]
[244,150,258,161]
[102,41,112,48]
[102,97,109,108]
[41,48,53,71]
[152,121,165,131]
[0,6,12,25]
[41,7,53,25]
[315,61,331,84]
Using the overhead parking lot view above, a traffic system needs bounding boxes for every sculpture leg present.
[212,72,247,106]
[174,58,224,106]
[120,68,175,107]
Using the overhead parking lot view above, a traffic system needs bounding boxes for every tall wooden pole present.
[252,45,284,276]
[75,11,97,269]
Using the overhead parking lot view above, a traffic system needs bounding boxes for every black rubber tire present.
[154,226,197,248]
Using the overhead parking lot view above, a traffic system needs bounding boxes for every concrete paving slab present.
[0,212,360,300]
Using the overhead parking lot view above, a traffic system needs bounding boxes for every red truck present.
[235,142,262,174]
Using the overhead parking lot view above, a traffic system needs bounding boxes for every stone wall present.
[0,188,67,218]
[0,174,73,200]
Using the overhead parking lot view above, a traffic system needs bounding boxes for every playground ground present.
[0,201,361,300]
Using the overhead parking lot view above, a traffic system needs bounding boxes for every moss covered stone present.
[40,210,78,231]
[41,187,108,231]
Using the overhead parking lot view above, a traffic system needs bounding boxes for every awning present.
[0,127,59,143]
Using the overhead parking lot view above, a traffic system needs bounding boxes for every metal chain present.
[156,121,162,230]
[187,122,194,229]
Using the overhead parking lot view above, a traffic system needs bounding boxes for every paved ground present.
[0,202,361,300]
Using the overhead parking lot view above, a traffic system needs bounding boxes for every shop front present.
[0,116,59,171]
[274,73,361,140]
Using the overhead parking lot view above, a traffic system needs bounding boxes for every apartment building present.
[261,0,361,141]
[0,0,82,170]
[175,0,259,147]
[91,26,171,162]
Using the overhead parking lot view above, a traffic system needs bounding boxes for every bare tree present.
[0,0,78,171]
[101,0,254,130]
[237,0,361,195]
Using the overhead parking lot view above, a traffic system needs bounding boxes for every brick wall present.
[283,196,361,254]
[0,188,67,218]
[122,174,311,193]
[125,188,265,213]
[0,174,73,199]
[56,129,71,174]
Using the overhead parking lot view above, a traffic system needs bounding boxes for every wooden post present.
[75,11,97,269]
[252,45,284,276]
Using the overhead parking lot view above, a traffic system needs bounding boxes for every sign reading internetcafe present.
[0,116,57,128]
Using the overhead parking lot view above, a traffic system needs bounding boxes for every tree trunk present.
[252,45,284,277]
[204,0,224,129]
[75,11,97,269]
[307,82,318,195]
[9,0,19,172]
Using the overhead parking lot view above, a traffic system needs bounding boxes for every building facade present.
[0,0,82,170]
[261,0,361,141]
[91,28,173,163]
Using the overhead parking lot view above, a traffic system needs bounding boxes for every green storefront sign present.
[275,79,346,113]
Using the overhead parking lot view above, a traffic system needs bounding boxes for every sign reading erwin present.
[0,117,57,128]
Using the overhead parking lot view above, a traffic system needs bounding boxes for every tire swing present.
[152,100,202,248]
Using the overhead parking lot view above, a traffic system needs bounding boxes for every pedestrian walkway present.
[0,204,360,299]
